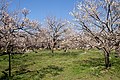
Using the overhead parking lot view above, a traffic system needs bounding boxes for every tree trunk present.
[51,42,56,53]
[8,52,11,77]
[52,49,54,53]
[115,45,120,57]
[104,52,110,68]
[103,48,110,69]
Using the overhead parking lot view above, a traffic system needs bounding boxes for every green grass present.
[0,49,120,80]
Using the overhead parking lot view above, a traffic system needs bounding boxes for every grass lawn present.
[0,49,120,80]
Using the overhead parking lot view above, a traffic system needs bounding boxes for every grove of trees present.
[71,0,120,68]
[0,0,120,77]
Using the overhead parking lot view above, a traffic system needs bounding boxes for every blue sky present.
[10,0,77,22]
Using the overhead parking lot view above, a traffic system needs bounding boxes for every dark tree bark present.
[51,49,54,53]
[104,52,110,68]
[115,41,120,57]
[8,52,11,77]
[103,48,110,69]
[7,45,13,77]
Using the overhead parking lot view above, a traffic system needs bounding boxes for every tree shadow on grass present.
[14,65,64,79]
[73,57,120,78]
[73,58,106,77]
[73,57,104,67]
[60,51,80,57]
[36,65,64,79]
[40,51,81,58]
[110,57,120,76]
[111,57,120,67]
[38,49,84,57]
[0,71,9,80]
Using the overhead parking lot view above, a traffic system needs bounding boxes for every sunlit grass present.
[0,49,120,80]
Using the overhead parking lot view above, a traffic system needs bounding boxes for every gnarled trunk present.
[103,48,110,69]
[104,51,110,68]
